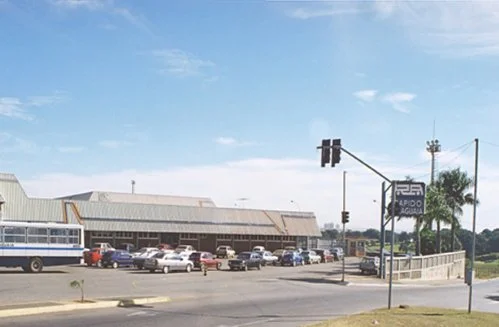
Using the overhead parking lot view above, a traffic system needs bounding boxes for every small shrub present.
[69,279,85,303]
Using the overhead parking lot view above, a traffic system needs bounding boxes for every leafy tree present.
[362,228,380,240]
[70,279,85,303]
[436,168,477,252]
[423,184,452,253]
[321,229,340,240]
[420,228,436,255]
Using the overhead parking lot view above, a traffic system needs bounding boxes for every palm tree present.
[436,168,477,251]
[423,184,452,253]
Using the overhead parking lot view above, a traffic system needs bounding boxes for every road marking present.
[218,318,273,327]
[127,311,157,317]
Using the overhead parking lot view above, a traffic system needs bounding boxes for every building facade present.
[0,173,322,253]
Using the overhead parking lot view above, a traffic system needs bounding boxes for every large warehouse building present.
[0,173,322,252]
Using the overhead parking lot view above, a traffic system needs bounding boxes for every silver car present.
[144,252,194,274]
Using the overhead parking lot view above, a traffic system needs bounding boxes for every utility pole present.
[341,171,347,283]
[388,181,397,310]
[468,138,479,314]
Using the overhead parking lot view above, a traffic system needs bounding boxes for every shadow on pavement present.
[277,277,347,285]
[486,295,499,302]
[0,270,68,274]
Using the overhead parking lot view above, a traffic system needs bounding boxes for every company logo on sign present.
[395,183,424,196]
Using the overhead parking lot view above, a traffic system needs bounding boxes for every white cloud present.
[0,93,64,120]
[50,0,151,34]
[0,97,32,120]
[151,49,215,77]
[58,146,85,153]
[19,152,498,232]
[382,92,416,113]
[353,89,378,102]
[287,7,360,20]
[372,0,499,57]
[215,137,255,147]
[50,0,110,10]
[98,140,134,149]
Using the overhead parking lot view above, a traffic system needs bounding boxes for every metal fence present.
[384,251,466,281]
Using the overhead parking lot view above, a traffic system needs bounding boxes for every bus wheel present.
[29,257,43,273]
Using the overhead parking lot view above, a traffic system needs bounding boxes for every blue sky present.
[1,0,498,231]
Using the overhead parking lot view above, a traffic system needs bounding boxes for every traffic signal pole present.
[341,170,347,283]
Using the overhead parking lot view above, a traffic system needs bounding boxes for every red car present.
[188,252,222,270]
[83,248,104,267]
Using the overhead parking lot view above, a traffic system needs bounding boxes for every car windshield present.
[189,252,201,258]
[238,253,251,260]
[302,251,309,255]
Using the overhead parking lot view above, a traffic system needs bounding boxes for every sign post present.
[387,180,426,309]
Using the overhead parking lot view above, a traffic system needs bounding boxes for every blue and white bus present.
[0,220,85,273]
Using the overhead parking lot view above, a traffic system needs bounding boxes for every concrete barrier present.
[384,251,466,281]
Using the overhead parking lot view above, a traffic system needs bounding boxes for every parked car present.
[216,245,236,259]
[360,256,380,275]
[189,252,222,270]
[133,248,161,269]
[101,250,134,269]
[175,245,196,256]
[281,251,304,267]
[83,247,104,267]
[144,252,194,274]
[117,243,136,253]
[331,247,344,261]
[313,249,334,263]
[301,250,321,264]
[259,251,278,266]
[252,246,265,253]
[272,249,286,263]
[157,243,175,253]
[93,242,115,252]
[228,252,263,271]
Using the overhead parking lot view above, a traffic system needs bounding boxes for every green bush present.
[476,253,499,263]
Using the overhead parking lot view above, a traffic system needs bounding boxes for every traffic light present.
[341,211,350,224]
[320,139,331,167]
[332,139,341,167]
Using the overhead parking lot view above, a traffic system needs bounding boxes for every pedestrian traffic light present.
[332,139,341,167]
[341,211,350,224]
[320,139,331,167]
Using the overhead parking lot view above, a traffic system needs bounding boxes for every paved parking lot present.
[0,258,368,306]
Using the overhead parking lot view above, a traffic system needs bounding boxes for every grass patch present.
[307,306,499,327]
[475,262,499,279]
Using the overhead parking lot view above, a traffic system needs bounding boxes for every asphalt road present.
[0,259,365,305]
[2,268,499,327]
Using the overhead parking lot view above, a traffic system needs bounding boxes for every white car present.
[144,252,194,274]
[302,250,321,264]
[260,251,278,266]
[131,247,157,258]
[175,245,195,256]
[252,246,265,252]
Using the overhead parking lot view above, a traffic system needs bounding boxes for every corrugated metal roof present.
[56,191,216,207]
[0,173,321,237]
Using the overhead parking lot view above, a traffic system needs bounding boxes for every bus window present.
[49,228,67,244]
[4,227,27,243]
[68,229,79,245]
[27,227,48,243]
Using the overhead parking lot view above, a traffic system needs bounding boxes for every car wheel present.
[97,260,102,268]
[186,264,192,273]
[292,261,296,267]
[149,269,155,273]
[163,266,169,274]
[112,262,119,269]
[216,262,222,270]
[257,263,261,270]
[244,265,248,271]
